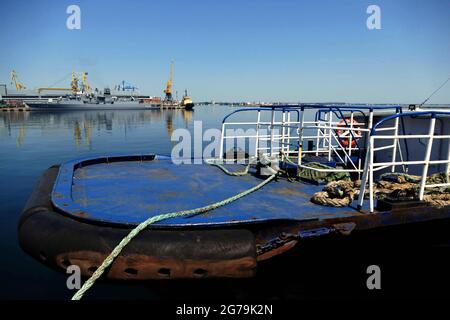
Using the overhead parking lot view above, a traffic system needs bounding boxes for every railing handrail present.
[220,105,384,168]
[258,104,402,110]
[371,111,450,135]
[221,107,301,124]
[221,104,404,124]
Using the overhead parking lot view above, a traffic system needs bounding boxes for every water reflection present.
[0,105,253,299]
[17,125,26,147]
[0,109,195,148]
[73,120,92,147]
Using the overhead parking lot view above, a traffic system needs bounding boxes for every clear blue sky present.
[0,0,449,103]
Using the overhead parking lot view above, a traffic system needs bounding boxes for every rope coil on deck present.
[311,180,358,207]
[71,161,276,300]
[311,172,450,208]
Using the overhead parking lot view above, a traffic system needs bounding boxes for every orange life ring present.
[336,119,361,147]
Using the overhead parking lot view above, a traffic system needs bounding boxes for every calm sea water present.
[2,106,449,300]
[2,106,319,300]
[0,106,242,299]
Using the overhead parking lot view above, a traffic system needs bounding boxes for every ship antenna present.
[418,77,450,108]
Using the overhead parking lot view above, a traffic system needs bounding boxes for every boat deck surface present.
[52,155,366,227]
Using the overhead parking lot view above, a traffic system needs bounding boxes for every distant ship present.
[180,90,194,110]
[25,91,195,110]
[25,88,158,110]
[26,98,147,110]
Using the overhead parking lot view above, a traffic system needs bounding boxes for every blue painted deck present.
[52,154,364,227]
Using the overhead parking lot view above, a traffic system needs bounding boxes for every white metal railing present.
[219,107,302,160]
[219,106,450,212]
[219,106,402,178]
[357,112,450,213]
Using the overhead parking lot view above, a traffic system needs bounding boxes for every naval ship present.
[4,69,195,110]
[25,91,194,110]
[25,88,161,110]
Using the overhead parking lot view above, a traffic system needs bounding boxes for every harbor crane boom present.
[10,70,26,91]
[37,71,91,95]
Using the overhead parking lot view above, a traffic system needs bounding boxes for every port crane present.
[164,60,175,102]
[80,72,91,93]
[115,80,138,92]
[10,70,26,91]
[37,71,91,95]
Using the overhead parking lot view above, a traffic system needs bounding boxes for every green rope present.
[282,152,350,183]
[379,172,422,184]
[204,158,255,176]
[71,173,276,300]
[281,153,298,167]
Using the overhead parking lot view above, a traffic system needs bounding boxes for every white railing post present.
[391,114,400,172]
[369,136,375,212]
[348,112,354,161]
[281,110,286,159]
[447,139,450,181]
[328,111,333,161]
[366,110,374,149]
[270,108,275,156]
[255,110,261,157]
[219,123,225,160]
[419,117,436,200]
[315,112,322,157]
[357,147,371,209]
[362,110,374,181]
[298,109,305,166]
[286,111,291,156]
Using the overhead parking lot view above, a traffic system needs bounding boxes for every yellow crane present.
[81,72,91,93]
[10,70,26,91]
[164,60,175,101]
[37,71,91,95]
[70,72,79,93]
